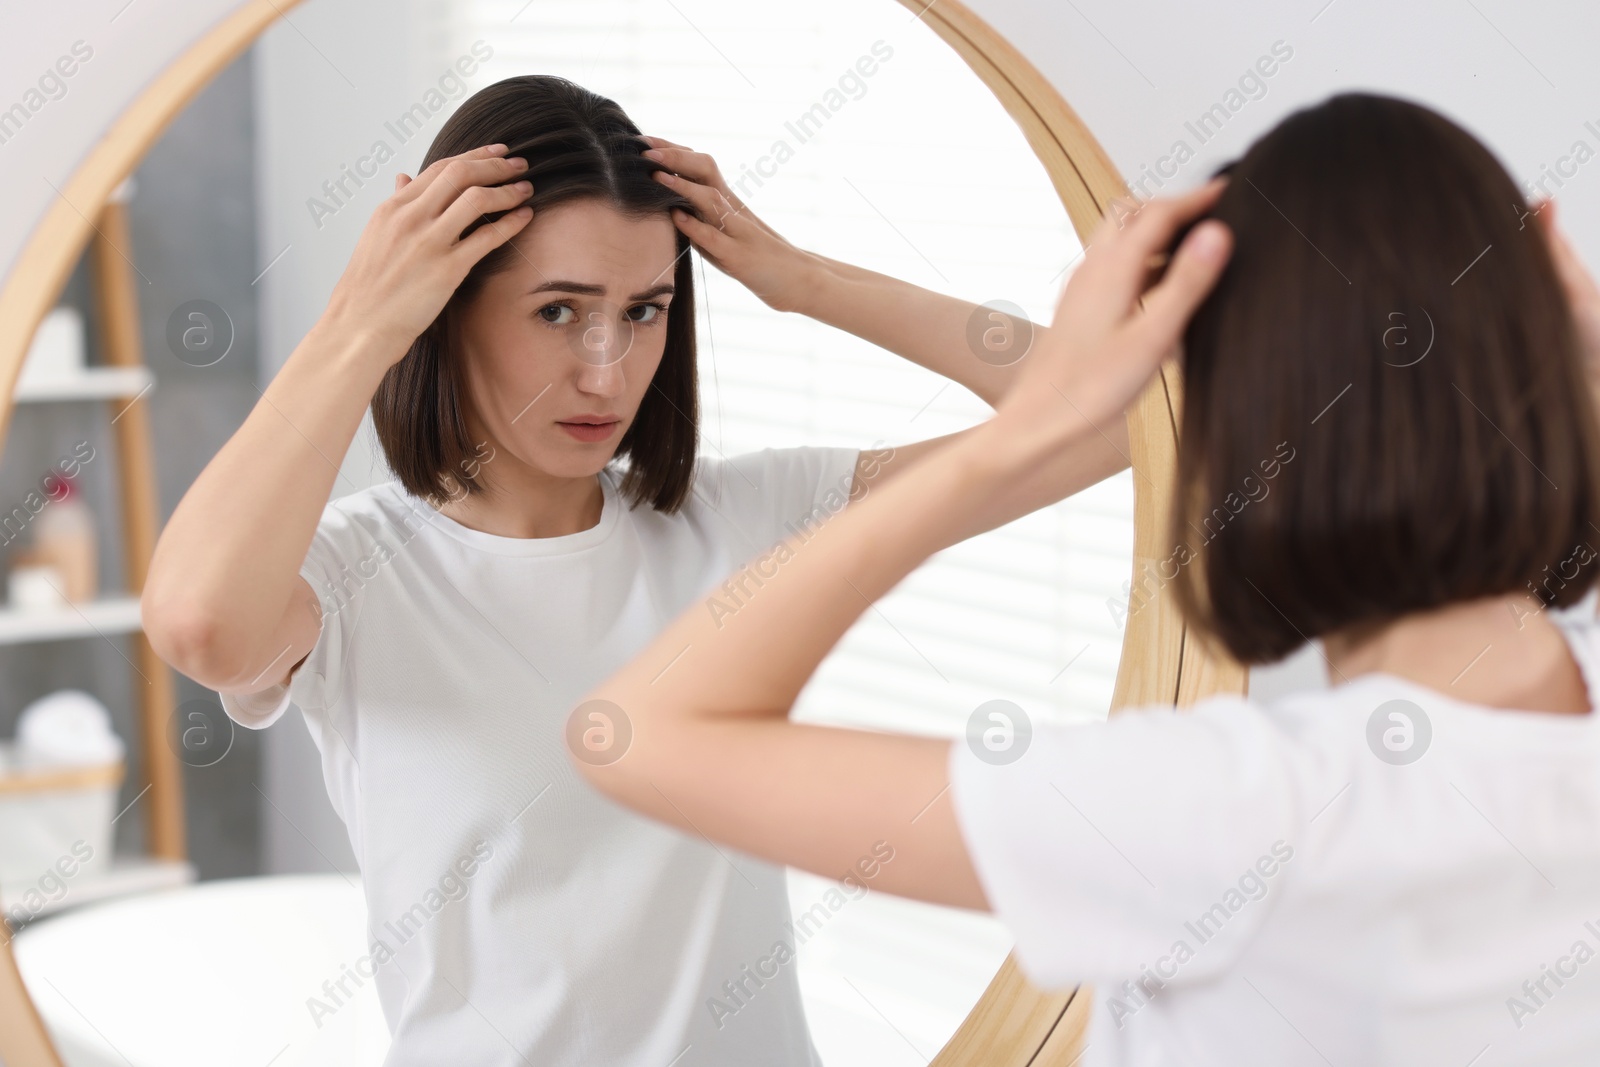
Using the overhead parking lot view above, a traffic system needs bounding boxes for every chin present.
[496,423,629,482]
[533,444,624,480]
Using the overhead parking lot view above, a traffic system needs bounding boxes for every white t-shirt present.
[222,445,860,1067]
[952,596,1600,1067]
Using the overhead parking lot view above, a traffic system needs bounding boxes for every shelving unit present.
[0,9,290,1064]
[0,596,144,645]
[0,763,195,917]
[13,367,154,405]
[0,185,192,925]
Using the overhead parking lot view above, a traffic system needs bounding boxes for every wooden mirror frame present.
[0,1,1248,1063]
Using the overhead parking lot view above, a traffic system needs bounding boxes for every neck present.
[1322,593,1591,714]
[435,455,605,540]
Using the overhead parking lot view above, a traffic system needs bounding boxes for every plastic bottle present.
[33,474,97,603]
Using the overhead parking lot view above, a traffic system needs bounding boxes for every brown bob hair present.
[1170,92,1600,664]
[372,75,700,513]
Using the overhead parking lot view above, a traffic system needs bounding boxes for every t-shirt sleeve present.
[216,506,360,731]
[949,697,1300,991]
[697,444,862,555]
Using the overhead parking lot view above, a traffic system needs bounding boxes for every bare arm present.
[641,136,1050,407]
[142,326,389,693]
[142,145,535,694]
[787,250,1035,407]
[573,180,1233,909]
[641,135,1130,496]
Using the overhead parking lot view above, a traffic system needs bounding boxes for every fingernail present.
[487,143,508,153]
[1190,222,1228,262]
[644,149,664,160]
[507,156,527,169]
[655,171,676,182]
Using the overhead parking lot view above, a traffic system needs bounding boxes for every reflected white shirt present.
[223,445,859,1067]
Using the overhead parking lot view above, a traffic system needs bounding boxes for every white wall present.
[971,0,1600,233]
[0,0,239,284]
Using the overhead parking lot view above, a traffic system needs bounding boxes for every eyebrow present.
[526,280,676,301]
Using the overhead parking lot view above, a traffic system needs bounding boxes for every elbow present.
[141,590,247,690]
[566,693,647,802]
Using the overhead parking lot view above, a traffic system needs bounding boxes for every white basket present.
[0,743,121,886]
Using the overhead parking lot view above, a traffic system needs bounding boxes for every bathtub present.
[12,874,390,1067]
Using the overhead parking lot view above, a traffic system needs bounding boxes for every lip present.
[557,417,621,443]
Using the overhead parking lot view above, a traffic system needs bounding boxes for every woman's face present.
[452,197,680,484]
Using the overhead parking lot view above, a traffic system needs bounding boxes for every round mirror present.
[0,1,1203,1065]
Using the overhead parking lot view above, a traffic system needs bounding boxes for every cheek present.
[469,319,564,388]
[622,334,670,405]
[631,334,668,381]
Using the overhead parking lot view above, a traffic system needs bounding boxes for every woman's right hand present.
[640,135,817,313]
[319,143,536,362]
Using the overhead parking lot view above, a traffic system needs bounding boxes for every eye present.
[628,302,667,324]
[537,303,577,325]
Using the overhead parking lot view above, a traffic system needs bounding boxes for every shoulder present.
[315,480,430,532]
[951,689,1363,870]
[948,694,1313,988]
[952,693,1294,830]
[1030,693,1317,800]
[687,444,862,544]
[694,444,861,502]
[302,481,437,567]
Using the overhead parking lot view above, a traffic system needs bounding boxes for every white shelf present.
[13,367,153,403]
[1,856,195,923]
[0,595,143,645]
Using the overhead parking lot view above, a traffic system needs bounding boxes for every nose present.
[575,346,626,398]
[572,310,631,398]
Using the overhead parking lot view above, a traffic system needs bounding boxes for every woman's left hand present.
[1534,198,1600,382]
[642,135,816,313]
[994,180,1233,458]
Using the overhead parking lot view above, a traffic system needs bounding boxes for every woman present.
[577,93,1600,1065]
[142,76,1123,1065]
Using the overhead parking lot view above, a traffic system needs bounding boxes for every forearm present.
[143,320,396,680]
[793,252,1037,408]
[648,143,1035,407]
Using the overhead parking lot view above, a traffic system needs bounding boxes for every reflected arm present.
[642,136,1088,409]
[792,255,1134,499]
[787,251,1036,408]
[642,137,1130,494]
